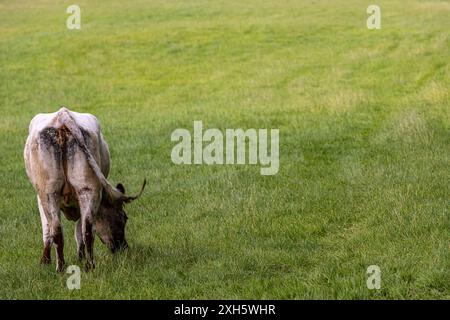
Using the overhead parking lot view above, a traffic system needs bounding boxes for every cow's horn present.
[121,179,147,203]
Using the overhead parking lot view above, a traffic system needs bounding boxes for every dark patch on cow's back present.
[80,128,92,147]
[39,126,75,176]
[66,135,77,160]
[39,127,63,158]
[66,127,92,159]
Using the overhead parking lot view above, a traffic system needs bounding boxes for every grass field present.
[0,0,449,299]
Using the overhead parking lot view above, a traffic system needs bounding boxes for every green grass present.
[0,0,449,299]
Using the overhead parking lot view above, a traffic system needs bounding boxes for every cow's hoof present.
[56,262,66,273]
[84,260,95,272]
[40,256,51,265]
[77,251,85,262]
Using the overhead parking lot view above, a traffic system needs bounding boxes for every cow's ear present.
[116,183,125,194]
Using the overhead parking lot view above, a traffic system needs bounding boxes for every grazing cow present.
[24,107,146,272]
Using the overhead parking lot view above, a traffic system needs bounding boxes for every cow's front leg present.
[78,189,100,271]
[75,219,85,261]
[53,220,65,273]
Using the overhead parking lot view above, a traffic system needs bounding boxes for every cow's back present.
[24,108,111,198]
[27,108,101,139]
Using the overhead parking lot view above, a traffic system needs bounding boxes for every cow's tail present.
[56,107,145,203]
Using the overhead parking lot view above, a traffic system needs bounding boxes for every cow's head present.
[95,180,146,253]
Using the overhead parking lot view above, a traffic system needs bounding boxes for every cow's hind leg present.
[75,219,85,261]
[77,189,100,271]
[38,197,51,264]
[66,130,102,271]
[38,192,65,272]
